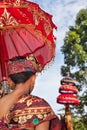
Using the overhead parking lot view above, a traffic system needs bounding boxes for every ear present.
[31,74,36,86]
[32,75,36,82]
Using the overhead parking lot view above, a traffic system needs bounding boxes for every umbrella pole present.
[65,104,73,130]
[1,61,9,95]
[0,59,9,95]
[0,34,9,95]
[2,77,9,96]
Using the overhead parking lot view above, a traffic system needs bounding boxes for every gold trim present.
[11,106,52,117]
[0,24,55,57]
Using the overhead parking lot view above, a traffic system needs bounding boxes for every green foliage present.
[72,117,87,130]
[76,9,87,25]
[61,8,87,128]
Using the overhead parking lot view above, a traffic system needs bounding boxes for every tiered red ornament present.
[57,76,80,105]
[57,76,80,130]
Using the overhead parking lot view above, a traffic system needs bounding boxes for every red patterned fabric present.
[0,0,57,81]
[7,55,43,75]
[0,95,61,130]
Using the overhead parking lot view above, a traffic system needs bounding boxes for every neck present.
[12,83,28,98]
[10,76,34,100]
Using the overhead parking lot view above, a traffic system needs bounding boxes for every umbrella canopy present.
[0,0,57,81]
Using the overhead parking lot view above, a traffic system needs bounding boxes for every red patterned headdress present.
[7,55,43,75]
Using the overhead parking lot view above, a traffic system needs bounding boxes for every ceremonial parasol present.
[0,0,57,85]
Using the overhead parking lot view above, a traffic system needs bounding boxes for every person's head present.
[7,55,41,92]
[8,71,36,93]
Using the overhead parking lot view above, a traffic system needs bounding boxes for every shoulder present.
[30,95,51,107]
[15,95,51,108]
[16,95,53,114]
[8,95,60,129]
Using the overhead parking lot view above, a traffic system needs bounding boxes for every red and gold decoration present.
[57,76,80,130]
[0,0,57,95]
[0,0,57,82]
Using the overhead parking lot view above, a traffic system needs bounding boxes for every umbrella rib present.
[16,27,44,51]
[8,30,21,55]
[24,27,45,47]
[24,27,41,43]
[15,28,33,52]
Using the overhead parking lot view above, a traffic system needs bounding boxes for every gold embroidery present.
[27,100,32,107]
[11,96,55,124]
[43,113,48,118]
[13,111,54,124]
[27,7,52,36]
[18,96,28,103]
[0,8,19,27]
[11,106,52,116]
[37,114,43,119]
[27,115,33,119]
[13,117,18,122]
[18,116,27,124]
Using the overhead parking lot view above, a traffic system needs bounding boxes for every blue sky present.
[29,0,87,114]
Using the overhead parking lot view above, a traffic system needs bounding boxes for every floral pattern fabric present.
[0,95,61,130]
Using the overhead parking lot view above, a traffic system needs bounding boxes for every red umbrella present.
[0,0,57,82]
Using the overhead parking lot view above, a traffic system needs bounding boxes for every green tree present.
[61,8,87,128]
[72,117,86,130]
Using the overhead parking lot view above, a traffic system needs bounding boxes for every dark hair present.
[9,56,36,84]
[9,71,35,84]
[10,56,26,61]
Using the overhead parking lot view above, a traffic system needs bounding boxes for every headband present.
[7,55,43,75]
